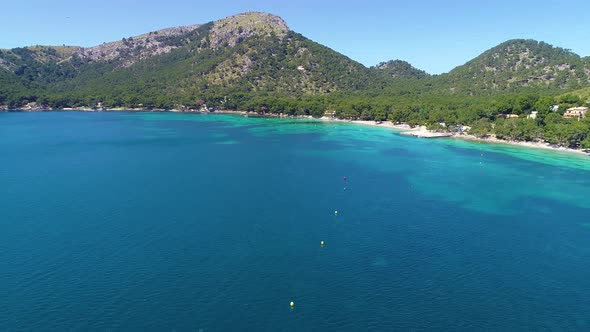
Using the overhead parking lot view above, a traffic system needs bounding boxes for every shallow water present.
[1,112,589,330]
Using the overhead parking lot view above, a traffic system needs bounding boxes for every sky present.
[2,0,589,74]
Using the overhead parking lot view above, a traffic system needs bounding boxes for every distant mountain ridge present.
[0,12,377,108]
[437,39,590,94]
[0,24,201,71]
[372,60,430,79]
[1,12,589,109]
[76,24,202,66]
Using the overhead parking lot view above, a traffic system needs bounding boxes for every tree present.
[580,135,590,149]
[468,118,493,137]
[560,94,581,104]
[533,95,555,114]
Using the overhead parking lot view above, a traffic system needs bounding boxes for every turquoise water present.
[1,112,590,330]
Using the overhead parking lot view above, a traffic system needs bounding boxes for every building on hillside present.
[457,125,470,133]
[527,111,538,119]
[563,107,588,120]
[323,110,336,118]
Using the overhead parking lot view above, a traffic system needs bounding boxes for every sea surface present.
[1,111,590,331]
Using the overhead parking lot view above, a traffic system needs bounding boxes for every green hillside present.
[2,12,590,148]
[0,12,374,109]
[434,39,589,95]
[2,16,590,109]
[372,60,430,79]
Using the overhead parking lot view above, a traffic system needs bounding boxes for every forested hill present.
[434,39,590,95]
[1,12,590,111]
[0,67,27,104]
[0,12,373,109]
[371,60,430,79]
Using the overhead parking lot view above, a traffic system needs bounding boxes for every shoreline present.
[317,116,415,131]
[448,132,590,156]
[317,117,590,157]
[3,108,589,156]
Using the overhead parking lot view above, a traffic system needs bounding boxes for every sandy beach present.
[221,113,589,156]
[448,132,590,156]
[318,116,414,131]
[5,107,589,156]
[316,117,589,156]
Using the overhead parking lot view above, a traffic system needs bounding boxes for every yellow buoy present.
[320,241,325,246]
[290,301,295,308]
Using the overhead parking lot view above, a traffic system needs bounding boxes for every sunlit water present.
[1,112,589,330]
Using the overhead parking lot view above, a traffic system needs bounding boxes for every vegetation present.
[371,60,430,79]
[433,39,590,95]
[1,12,590,149]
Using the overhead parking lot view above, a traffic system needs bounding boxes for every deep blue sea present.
[1,111,590,331]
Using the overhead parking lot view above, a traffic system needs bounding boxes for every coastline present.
[2,107,588,156]
[448,132,590,156]
[317,116,414,131]
[316,117,589,157]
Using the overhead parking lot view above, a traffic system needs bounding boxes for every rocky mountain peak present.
[208,12,290,48]
[74,23,202,66]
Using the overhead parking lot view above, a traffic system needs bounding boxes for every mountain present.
[558,86,590,103]
[1,14,590,109]
[0,67,27,107]
[0,12,373,108]
[436,39,590,95]
[371,60,429,79]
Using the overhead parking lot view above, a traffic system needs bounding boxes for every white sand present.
[318,117,589,156]
[450,133,589,156]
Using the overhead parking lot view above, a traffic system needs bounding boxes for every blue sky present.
[2,0,589,74]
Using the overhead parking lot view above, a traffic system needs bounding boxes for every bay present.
[1,111,589,330]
